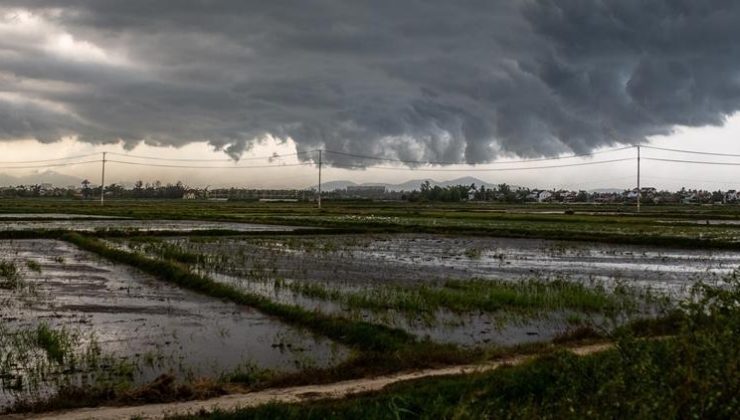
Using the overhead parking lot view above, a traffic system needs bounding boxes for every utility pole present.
[317,149,322,209]
[636,145,641,213]
[100,152,107,206]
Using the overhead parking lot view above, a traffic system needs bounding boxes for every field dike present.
[19,342,613,420]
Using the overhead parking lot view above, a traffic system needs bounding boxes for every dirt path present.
[19,343,612,420]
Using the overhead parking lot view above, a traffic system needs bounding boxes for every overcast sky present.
[1,1,739,190]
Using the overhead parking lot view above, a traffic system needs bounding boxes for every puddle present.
[0,240,347,408]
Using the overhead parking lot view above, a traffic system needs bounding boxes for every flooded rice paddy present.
[0,240,346,408]
[4,229,737,410]
[117,234,740,347]
[131,234,738,294]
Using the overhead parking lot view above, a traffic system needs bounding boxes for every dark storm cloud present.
[0,0,739,164]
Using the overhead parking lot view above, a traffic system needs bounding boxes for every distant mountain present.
[317,177,503,192]
[319,180,360,191]
[0,171,83,187]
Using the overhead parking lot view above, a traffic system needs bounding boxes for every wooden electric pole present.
[100,152,107,205]
[317,149,322,209]
[636,145,641,213]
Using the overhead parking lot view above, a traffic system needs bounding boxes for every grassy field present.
[3,199,740,248]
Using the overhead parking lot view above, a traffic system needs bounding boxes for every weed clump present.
[25,260,42,273]
[0,260,23,290]
[34,324,72,364]
[0,323,136,412]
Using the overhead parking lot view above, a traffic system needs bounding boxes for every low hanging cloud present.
[0,1,739,165]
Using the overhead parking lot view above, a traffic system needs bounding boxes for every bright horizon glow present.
[1,113,740,191]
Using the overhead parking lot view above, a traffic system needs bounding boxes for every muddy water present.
[348,236,737,295]
[163,235,739,296]
[0,219,301,232]
[0,240,347,408]
[123,234,739,348]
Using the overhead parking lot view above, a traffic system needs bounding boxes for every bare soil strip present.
[15,343,613,420]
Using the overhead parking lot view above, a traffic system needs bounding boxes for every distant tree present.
[712,190,724,203]
[106,183,125,197]
[133,180,144,198]
[497,183,511,195]
[496,183,517,203]
[81,179,91,199]
[476,185,486,201]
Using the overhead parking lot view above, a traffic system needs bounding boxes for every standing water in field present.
[131,234,739,294]
[0,219,304,232]
[118,234,730,347]
[0,240,347,409]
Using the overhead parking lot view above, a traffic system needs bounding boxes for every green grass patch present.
[33,324,73,364]
[340,278,636,315]
[25,260,42,273]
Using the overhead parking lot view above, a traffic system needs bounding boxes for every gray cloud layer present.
[1,0,739,164]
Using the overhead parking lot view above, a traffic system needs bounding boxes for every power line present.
[328,157,634,172]
[107,151,312,162]
[0,153,100,164]
[643,157,740,166]
[0,146,632,166]
[0,160,101,170]
[324,146,634,166]
[643,175,740,187]
[107,160,313,169]
[641,145,740,158]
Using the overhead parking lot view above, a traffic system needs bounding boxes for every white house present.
[538,191,553,202]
